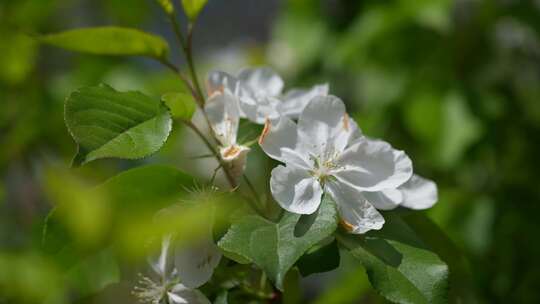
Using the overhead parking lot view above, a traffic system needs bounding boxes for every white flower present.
[259,95,438,234]
[205,91,250,182]
[363,174,438,211]
[174,229,222,289]
[206,67,329,124]
[134,233,220,304]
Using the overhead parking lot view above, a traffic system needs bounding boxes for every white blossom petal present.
[270,165,323,214]
[259,117,298,161]
[326,181,385,234]
[220,144,250,182]
[333,113,362,153]
[279,83,329,118]
[297,95,351,156]
[334,138,413,192]
[237,67,284,97]
[175,232,222,289]
[398,174,438,210]
[149,235,173,279]
[206,71,238,96]
[239,95,281,124]
[280,147,313,170]
[205,92,240,147]
[168,284,211,304]
[363,188,403,210]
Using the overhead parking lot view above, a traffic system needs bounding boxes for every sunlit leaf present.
[162,92,197,120]
[181,0,208,21]
[65,84,172,165]
[0,31,37,85]
[0,253,65,303]
[93,165,239,258]
[43,165,205,259]
[44,167,110,247]
[337,213,449,304]
[65,249,120,298]
[218,196,338,290]
[95,164,195,212]
[156,0,174,15]
[39,26,169,59]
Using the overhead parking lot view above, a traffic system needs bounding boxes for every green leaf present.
[283,268,302,304]
[181,0,208,21]
[65,84,172,165]
[214,290,228,304]
[337,213,449,304]
[43,167,110,247]
[402,213,476,303]
[297,238,340,277]
[65,249,119,297]
[39,26,169,59]
[95,164,194,212]
[313,265,373,304]
[42,165,197,259]
[218,196,338,290]
[161,92,197,120]
[156,0,174,15]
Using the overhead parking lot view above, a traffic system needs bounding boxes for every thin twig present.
[185,24,206,105]
[164,14,264,216]
[181,119,237,188]
[158,58,203,107]
[181,120,264,215]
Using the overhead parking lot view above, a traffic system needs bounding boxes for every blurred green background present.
[2,0,540,303]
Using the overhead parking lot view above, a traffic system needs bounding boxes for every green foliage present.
[0,31,37,85]
[64,249,120,298]
[181,0,208,21]
[337,213,449,304]
[0,253,64,303]
[296,238,340,277]
[64,84,172,165]
[402,213,476,303]
[214,290,228,304]
[94,164,195,212]
[162,92,197,120]
[39,26,169,59]
[43,164,197,256]
[282,268,301,304]
[218,196,338,290]
[312,265,373,304]
[44,168,110,247]
[156,0,174,15]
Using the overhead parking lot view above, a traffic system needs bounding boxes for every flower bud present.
[219,145,250,183]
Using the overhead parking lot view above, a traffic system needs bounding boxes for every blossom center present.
[310,154,341,183]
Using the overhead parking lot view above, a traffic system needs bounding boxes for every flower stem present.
[158,58,202,106]
[163,13,264,216]
[181,119,237,188]
[168,15,205,105]
[185,24,206,105]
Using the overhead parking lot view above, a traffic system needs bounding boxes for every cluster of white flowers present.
[134,233,221,304]
[204,67,328,183]
[205,67,438,234]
